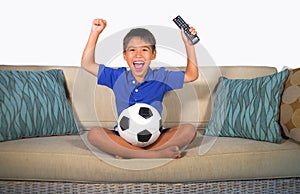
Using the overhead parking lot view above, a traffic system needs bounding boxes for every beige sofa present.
[0,65,299,193]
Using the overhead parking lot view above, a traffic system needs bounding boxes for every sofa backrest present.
[0,65,277,130]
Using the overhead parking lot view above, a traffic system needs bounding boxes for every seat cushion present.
[0,131,299,183]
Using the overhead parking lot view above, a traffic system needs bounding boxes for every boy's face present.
[123,37,156,81]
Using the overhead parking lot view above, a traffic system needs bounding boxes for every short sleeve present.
[157,68,185,92]
[97,64,126,89]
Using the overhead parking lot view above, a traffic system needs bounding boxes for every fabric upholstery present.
[204,70,289,143]
[0,69,79,141]
[0,65,278,131]
[0,132,299,182]
[280,68,300,142]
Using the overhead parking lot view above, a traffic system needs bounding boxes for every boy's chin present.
[134,68,144,74]
[133,71,144,77]
[131,66,145,74]
[132,68,147,77]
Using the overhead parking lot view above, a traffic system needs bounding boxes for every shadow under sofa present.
[0,65,299,193]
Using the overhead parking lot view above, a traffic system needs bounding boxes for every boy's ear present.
[151,50,157,60]
[123,51,127,60]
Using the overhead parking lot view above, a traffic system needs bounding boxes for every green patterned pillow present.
[0,69,79,141]
[204,69,289,143]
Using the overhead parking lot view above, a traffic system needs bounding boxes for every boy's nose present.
[136,49,142,56]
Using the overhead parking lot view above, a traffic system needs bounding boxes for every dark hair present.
[123,28,156,53]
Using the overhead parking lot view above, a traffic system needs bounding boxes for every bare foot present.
[115,146,181,159]
[115,155,123,159]
[157,146,181,159]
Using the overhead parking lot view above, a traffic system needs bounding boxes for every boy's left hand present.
[181,25,197,45]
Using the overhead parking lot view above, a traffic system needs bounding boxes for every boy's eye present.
[126,47,151,53]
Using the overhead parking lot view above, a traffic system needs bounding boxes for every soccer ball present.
[117,103,162,147]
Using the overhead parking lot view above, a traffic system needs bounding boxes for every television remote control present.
[173,15,200,45]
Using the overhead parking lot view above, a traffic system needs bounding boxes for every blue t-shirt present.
[97,64,185,116]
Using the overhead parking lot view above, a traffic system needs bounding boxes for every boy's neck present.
[134,76,145,84]
[132,67,149,84]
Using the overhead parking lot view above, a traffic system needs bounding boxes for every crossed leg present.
[87,124,196,159]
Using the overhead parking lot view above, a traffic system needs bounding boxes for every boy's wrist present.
[90,30,101,36]
[184,42,194,49]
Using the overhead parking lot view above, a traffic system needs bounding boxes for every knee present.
[183,123,196,132]
[181,123,197,137]
[87,127,101,145]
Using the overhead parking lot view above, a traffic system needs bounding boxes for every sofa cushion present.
[0,131,299,182]
[0,69,79,141]
[204,70,289,143]
[280,67,300,142]
[0,65,278,131]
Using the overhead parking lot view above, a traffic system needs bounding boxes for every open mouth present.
[133,61,145,72]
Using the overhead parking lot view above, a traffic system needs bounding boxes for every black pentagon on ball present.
[139,107,153,119]
[137,129,152,142]
[119,116,130,131]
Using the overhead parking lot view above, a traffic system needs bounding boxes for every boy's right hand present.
[91,18,107,34]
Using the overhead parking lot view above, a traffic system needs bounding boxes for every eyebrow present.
[126,45,152,50]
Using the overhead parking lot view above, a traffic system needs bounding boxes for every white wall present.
[1,0,299,70]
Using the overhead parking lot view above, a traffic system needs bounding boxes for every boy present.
[81,18,199,159]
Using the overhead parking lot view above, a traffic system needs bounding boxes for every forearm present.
[81,31,101,76]
[184,44,198,83]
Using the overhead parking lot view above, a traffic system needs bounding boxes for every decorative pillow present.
[204,69,289,143]
[0,69,79,141]
[280,67,300,142]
